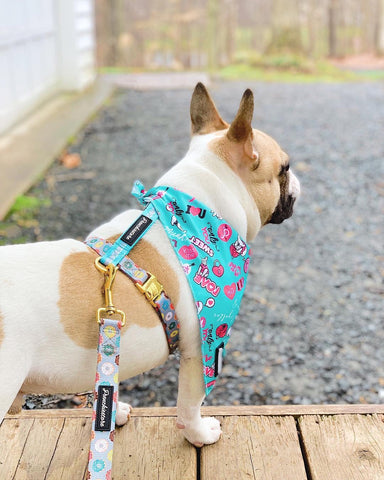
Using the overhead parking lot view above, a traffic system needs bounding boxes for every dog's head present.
[190,83,300,235]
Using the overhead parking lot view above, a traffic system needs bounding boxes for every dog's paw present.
[178,416,222,447]
[116,401,132,427]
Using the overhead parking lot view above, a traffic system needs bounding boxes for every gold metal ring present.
[95,257,108,273]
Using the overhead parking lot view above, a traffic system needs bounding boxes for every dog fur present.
[0,84,300,446]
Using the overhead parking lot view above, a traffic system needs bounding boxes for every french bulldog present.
[0,83,300,447]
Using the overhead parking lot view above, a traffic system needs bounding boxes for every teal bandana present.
[131,181,251,396]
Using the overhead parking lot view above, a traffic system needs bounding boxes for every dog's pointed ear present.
[227,89,259,163]
[190,83,228,135]
[227,89,254,143]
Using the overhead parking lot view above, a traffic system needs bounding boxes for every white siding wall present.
[57,0,95,91]
[0,0,95,134]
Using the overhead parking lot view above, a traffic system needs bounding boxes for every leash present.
[87,260,125,479]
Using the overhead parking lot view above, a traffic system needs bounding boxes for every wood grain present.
[6,403,384,420]
[299,414,384,480]
[112,416,197,479]
[0,417,34,480]
[3,406,384,480]
[200,415,307,480]
[11,417,64,480]
[44,417,92,480]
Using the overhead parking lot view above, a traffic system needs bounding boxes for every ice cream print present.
[132,181,251,396]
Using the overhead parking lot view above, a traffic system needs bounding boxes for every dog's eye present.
[279,164,290,175]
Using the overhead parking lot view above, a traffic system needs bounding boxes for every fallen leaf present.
[60,152,82,169]
[73,395,89,408]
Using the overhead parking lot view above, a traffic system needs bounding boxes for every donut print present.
[101,362,115,376]
[94,439,109,453]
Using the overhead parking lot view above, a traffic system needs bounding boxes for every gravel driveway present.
[5,81,384,408]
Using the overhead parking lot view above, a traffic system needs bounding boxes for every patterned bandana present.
[132,181,251,396]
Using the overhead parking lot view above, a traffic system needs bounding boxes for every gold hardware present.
[135,274,163,308]
[95,257,126,326]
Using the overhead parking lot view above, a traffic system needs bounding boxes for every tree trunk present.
[328,0,338,57]
[207,0,219,71]
[375,0,384,54]
[223,0,236,66]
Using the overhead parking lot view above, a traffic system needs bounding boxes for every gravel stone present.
[6,81,384,408]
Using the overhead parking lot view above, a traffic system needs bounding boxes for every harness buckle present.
[95,257,126,326]
[135,274,163,308]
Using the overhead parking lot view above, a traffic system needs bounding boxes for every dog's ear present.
[190,83,228,135]
[227,89,254,142]
[227,89,259,163]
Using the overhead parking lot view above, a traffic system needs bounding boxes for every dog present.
[0,83,300,447]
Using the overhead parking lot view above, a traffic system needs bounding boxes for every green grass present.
[352,70,384,81]
[8,194,50,217]
[99,55,384,83]
[99,66,142,74]
[215,57,363,83]
[0,194,51,245]
[0,232,29,246]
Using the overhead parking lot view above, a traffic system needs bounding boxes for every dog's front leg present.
[176,356,221,447]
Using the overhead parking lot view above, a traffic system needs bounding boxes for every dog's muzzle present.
[269,194,296,224]
[269,170,300,225]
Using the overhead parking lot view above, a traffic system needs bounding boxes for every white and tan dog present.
[0,84,300,446]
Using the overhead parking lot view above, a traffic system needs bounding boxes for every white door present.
[0,0,59,134]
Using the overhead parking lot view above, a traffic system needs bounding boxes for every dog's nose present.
[288,170,301,199]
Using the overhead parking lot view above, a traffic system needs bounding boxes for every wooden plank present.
[3,408,384,480]
[299,414,384,480]
[45,417,92,480]
[0,417,34,480]
[5,408,94,419]
[200,415,307,480]
[12,417,64,480]
[112,416,197,480]
[6,404,384,420]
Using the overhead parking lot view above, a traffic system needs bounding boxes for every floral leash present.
[87,262,125,480]
[87,318,121,479]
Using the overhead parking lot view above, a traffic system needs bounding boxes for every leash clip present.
[135,274,163,308]
[95,257,126,326]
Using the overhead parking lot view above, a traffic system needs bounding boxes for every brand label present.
[214,343,224,377]
[120,215,152,246]
[95,385,114,431]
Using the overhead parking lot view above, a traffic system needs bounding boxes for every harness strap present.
[86,237,179,352]
[98,203,158,267]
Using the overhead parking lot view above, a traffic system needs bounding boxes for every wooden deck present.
[1,405,384,479]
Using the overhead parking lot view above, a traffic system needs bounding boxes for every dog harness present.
[86,181,250,478]
[87,238,180,351]
[93,180,250,396]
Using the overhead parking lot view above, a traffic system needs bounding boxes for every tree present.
[328,0,338,57]
[267,0,302,54]
[375,0,384,54]
[207,0,219,70]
